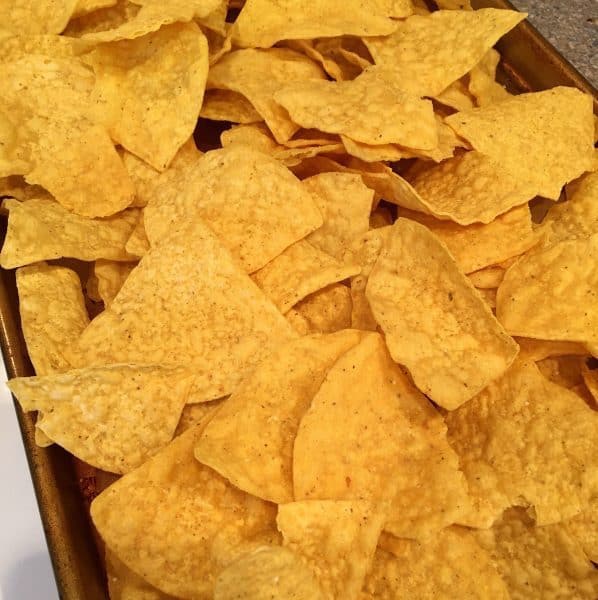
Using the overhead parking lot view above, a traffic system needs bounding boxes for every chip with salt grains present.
[87,23,209,171]
[10,364,192,474]
[474,508,598,599]
[365,219,518,409]
[277,500,384,600]
[496,234,598,353]
[68,218,295,404]
[231,0,406,48]
[291,284,353,334]
[446,87,595,199]
[446,360,598,527]
[364,9,524,97]
[91,424,279,598]
[0,0,78,35]
[252,240,360,313]
[0,199,138,269]
[200,89,262,124]
[194,331,362,504]
[214,546,324,600]
[94,260,136,306]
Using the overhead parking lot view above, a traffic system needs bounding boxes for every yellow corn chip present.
[292,284,353,334]
[536,355,586,391]
[94,260,136,306]
[143,145,323,273]
[362,529,509,599]
[175,398,225,436]
[208,48,327,143]
[277,500,384,600]
[476,286,497,310]
[253,240,360,313]
[282,39,345,81]
[73,0,118,17]
[91,424,279,598]
[214,546,324,600]
[516,337,588,362]
[401,204,539,273]
[446,87,595,199]
[0,33,92,62]
[496,235,598,352]
[582,363,598,405]
[87,23,208,171]
[364,9,524,97]
[195,331,362,504]
[64,0,140,37]
[446,360,598,527]
[468,48,510,106]
[0,199,137,269]
[275,67,437,150]
[565,499,598,563]
[232,0,406,48]
[366,219,518,409]
[16,263,89,376]
[0,176,50,202]
[200,89,262,124]
[124,218,150,258]
[467,266,505,289]
[369,205,393,229]
[475,508,598,599]
[10,364,192,474]
[433,79,475,112]
[304,173,373,260]
[436,0,472,8]
[0,0,78,35]
[68,218,295,403]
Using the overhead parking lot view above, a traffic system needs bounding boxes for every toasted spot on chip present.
[292,284,353,334]
[0,199,138,269]
[0,0,78,35]
[214,546,324,600]
[274,67,437,150]
[277,500,384,600]
[87,23,208,171]
[195,331,362,504]
[468,48,510,107]
[446,360,598,527]
[232,0,405,48]
[474,508,598,599]
[366,219,518,409]
[10,364,192,474]
[446,87,595,199]
[91,424,279,598]
[94,260,136,306]
[253,240,360,313]
[496,235,598,351]
[364,8,524,97]
[200,89,262,124]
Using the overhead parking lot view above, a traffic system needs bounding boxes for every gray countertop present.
[509,0,597,87]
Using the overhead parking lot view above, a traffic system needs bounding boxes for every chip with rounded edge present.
[200,89,262,124]
[0,0,78,35]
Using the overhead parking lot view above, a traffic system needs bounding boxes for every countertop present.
[509,0,597,87]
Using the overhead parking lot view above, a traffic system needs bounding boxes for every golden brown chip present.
[91,424,279,598]
[253,240,360,313]
[364,9,524,97]
[536,355,585,389]
[87,23,208,171]
[291,284,353,334]
[175,398,225,437]
[564,499,598,563]
[467,266,505,289]
[365,219,518,409]
[475,508,598,599]
[73,0,118,17]
[231,0,406,48]
[200,89,262,124]
[468,48,510,107]
[277,500,384,600]
[582,363,598,405]
[369,205,393,229]
[516,337,589,362]
[0,33,92,62]
[0,199,138,269]
[446,87,595,199]
[446,360,598,527]
[208,48,327,143]
[10,364,192,474]
[64,0,140,38]
[124,218,150,258]
[68,218,295,403]
[94,260,136,306]
[0,0,78,35]
[282,39,344,81]
[194,331,362,503]
[496,235,598,352]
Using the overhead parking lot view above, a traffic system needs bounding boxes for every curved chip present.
[94,260,137,306]
[292,284,353,334]
[200,89,262,124]
[0,0,78,35]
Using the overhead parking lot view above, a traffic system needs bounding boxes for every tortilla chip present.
[87,23,208,171]
[253,240,360,313]
[175,398,225,436]
[366,219,518,409]
[200,89,262,124]
[124,217,150,258]
[73,0,117,17]
[369,205,393,229]
[362,529,509,599]
[475,508,598,599]
[400,204,539,273]
[433,79,475,112]
[208,48,327,143]
[195,331,362,504]
[446,87,595,199]
[277,500,384,600]
[282,39,345,81]
[496,235,598,352]
[232,0,406,48]
[274,67,437,150]
[214,546,324,600]
[468,48,510,106]
[10,364,192,474]
[143,145,324,273]
[446,360,598,527]
[0,199,138,269]
[582,363,598,405]
[0,0,78,35]
[64,0,140,37]
[516,337,589,362]
[0,176,51,202]
[537,355,585,389]
[0,33,92,62]
[91,424,279,598]
[565,499,598,563]
[364,9,524,97]
[94,260,136,306]
[292,284,353,334]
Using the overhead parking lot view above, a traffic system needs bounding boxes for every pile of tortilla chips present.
[2,0,597,598]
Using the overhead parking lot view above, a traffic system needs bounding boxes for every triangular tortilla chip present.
[0,0,78,35]
[94,260,136,307]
